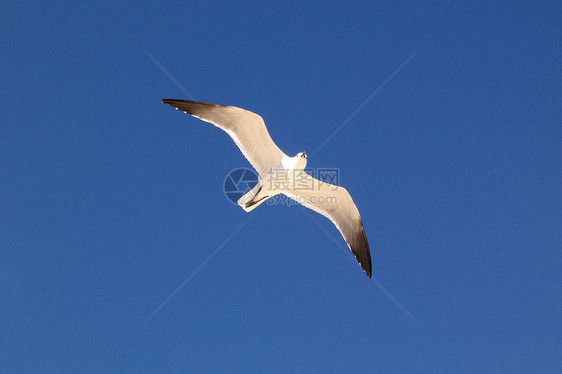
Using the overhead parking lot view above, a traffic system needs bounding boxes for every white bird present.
[162,99,372,278]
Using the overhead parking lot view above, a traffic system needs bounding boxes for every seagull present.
[162,99,372,278]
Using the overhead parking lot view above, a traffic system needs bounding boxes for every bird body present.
[162,99,372,278]
[239,152,308,212]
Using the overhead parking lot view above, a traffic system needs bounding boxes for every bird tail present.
[237,182,273,212]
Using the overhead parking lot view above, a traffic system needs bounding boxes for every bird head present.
[294,152,308,170]
[296,151,308,159]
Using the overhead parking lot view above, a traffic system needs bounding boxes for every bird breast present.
[281,154,307,171]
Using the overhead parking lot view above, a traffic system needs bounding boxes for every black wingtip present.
[161,99,228,115]
[356,224,372,279]
[161,99,178,110]
[161,99,197,115]
[364,248,372,278]
[161,99,181,107]
[361,259,372,278]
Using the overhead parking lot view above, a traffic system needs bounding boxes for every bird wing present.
[162,99,286,175]
[282,171,372,278]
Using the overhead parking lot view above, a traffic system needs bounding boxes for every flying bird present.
[162,99,372,278]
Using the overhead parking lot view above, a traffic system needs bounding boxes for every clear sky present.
[1,1,560,372]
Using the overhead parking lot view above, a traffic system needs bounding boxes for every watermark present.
[223,168,259,204]
[223,167,341,206]
[266,194,338,207]
[260,167,340,191]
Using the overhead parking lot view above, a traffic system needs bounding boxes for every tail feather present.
[237,183,272,212]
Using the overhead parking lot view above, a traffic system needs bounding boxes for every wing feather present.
[162,99,286,175]
[282,172,372,278]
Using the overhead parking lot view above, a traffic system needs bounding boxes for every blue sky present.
[1,1,560,372]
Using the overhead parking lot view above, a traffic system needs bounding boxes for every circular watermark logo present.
[223,168,259,204]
